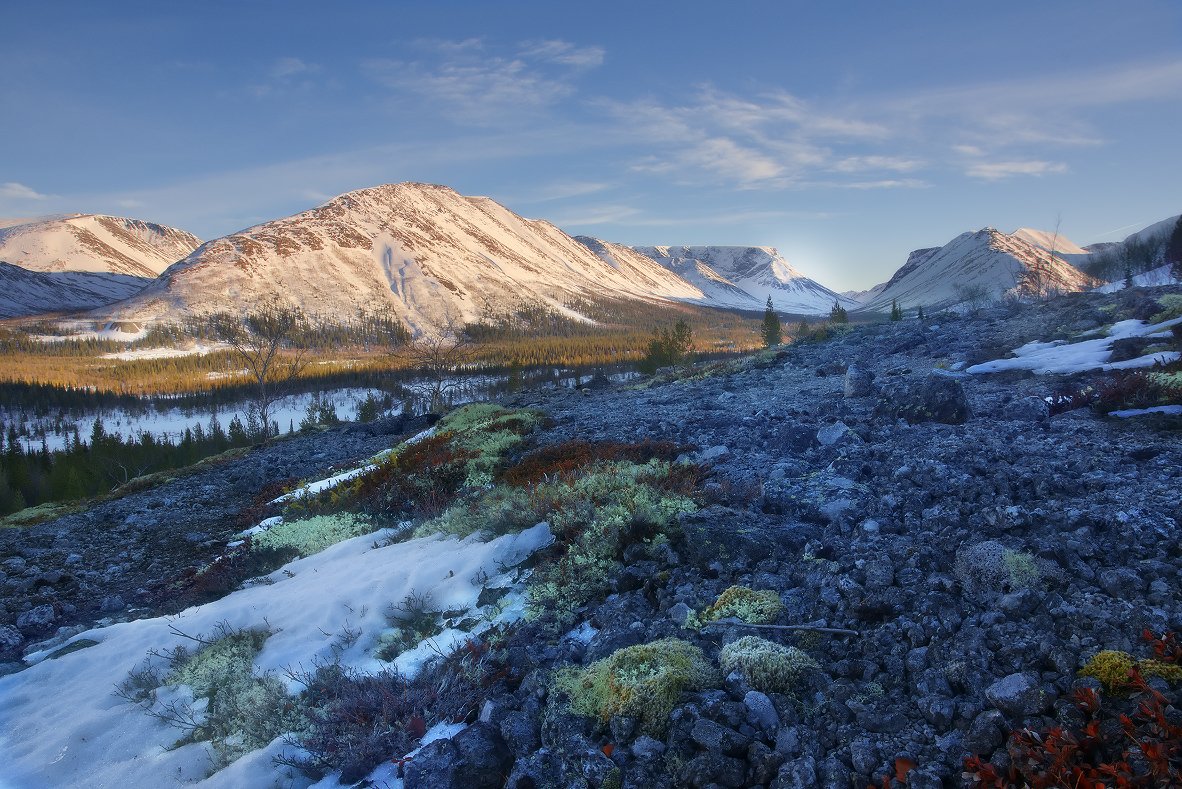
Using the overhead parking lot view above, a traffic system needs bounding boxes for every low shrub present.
[289,635,516,783]
[500,439,683,487]
[171,544,302,609]
[554,638,715,735]
[965,630,1182,787]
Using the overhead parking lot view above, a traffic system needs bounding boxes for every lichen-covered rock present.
[985,672,1049,717]
[555,638,716,735]
[877,373,970,423]
[719,636,820,695]
[701,585,784,625]
[15,604,55,631]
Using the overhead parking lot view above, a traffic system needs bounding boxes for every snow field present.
[0,523,553,788]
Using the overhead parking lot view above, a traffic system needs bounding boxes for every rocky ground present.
[3,286,1181,787]
[0,415,432,667]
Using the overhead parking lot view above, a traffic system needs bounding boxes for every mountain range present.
[855,227,1099,312]
[0,214,202,319]
[0,184,1174,328]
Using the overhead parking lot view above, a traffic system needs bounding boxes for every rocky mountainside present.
[1009,227,1089,256]
[2,284,1180,787]
[0,214,201,316]
[102,183,705,334]
[633,245,857,315]
[858,228,1097,313]
[0,214,201,278]
[0,261,149,318]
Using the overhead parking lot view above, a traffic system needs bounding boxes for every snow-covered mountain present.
[1010,227,1089,256]
[0,214,201,278]
[631,245,856,315]
[103,184,706,333]
[0,261,149,319]
[857,228,1097,313]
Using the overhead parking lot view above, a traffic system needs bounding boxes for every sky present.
[2,0,1180,291]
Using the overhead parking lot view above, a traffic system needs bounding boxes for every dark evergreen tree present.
[829,301,849,324]
[761,296,782,347]
[1166,215,1182,281]
[890,299,903,321]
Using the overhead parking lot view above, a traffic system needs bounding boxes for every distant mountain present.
[0,214,201,278]
[631,245,856,315]
[1010,227,1089,256]
[0,261,149,319]
[102,183,706,334]
[1077,213,1181,282]
[857,228,1096,313]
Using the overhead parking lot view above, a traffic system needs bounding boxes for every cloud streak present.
[1,182,49,200]
[363,37,604,124]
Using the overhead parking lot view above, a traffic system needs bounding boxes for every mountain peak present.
[632,245,856,314]
[103,185,704,329]
[0,214,201,279]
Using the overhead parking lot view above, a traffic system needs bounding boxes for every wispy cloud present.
[518,181,613,202]
[602,86,894,189]
[363,37,604,124]
[1,182,49,200]
[270,57,320,80]
[833,156,923,173]
[518,40,605,68]
[251,56,323,97]
[841,178,930,190]
[965,160,1068,181]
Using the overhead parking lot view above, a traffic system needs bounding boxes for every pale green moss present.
[152,627,304,768]
[1079,649,1182,691]
[1150,294,1182,323]
[701,586,784,625]
[719,636,819,694]
[554,638,716,735]
[523,461,697,625]
[431,404,545,486]
[251,513,376,557]
[1002,549,1040,589]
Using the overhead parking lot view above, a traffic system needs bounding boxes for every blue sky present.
[2,0,1180,290]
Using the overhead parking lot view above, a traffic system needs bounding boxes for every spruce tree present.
[761,296,782,347]
[829,301,849,324]
[1166,215,1182,281]
[890,299,903,321]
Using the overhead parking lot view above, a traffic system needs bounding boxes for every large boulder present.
[877,373,970,424]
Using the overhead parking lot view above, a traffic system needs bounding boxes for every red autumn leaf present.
[894,757,917,783]
[601,742,615,757]
[406,714,427,740]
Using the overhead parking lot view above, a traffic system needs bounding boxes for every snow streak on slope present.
[104,184,706,333]
[0,214,201,278]
[858,229,1096,313]
[0,260,149,318]
[631,245,856,315]
[1010,228,1089,256]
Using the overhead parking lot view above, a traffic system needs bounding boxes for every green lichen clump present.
[130,626,305,769]
[701,585,784,625]
[434,404,544,487]
[719,636,819,694]
[1001,549,1041,590]
[1150,293,1182,323]
[954,541,1042,601]
[523,460,698,625]
[1079,649,1182,691]
[251,513,377,557]
[555,638,716,735]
